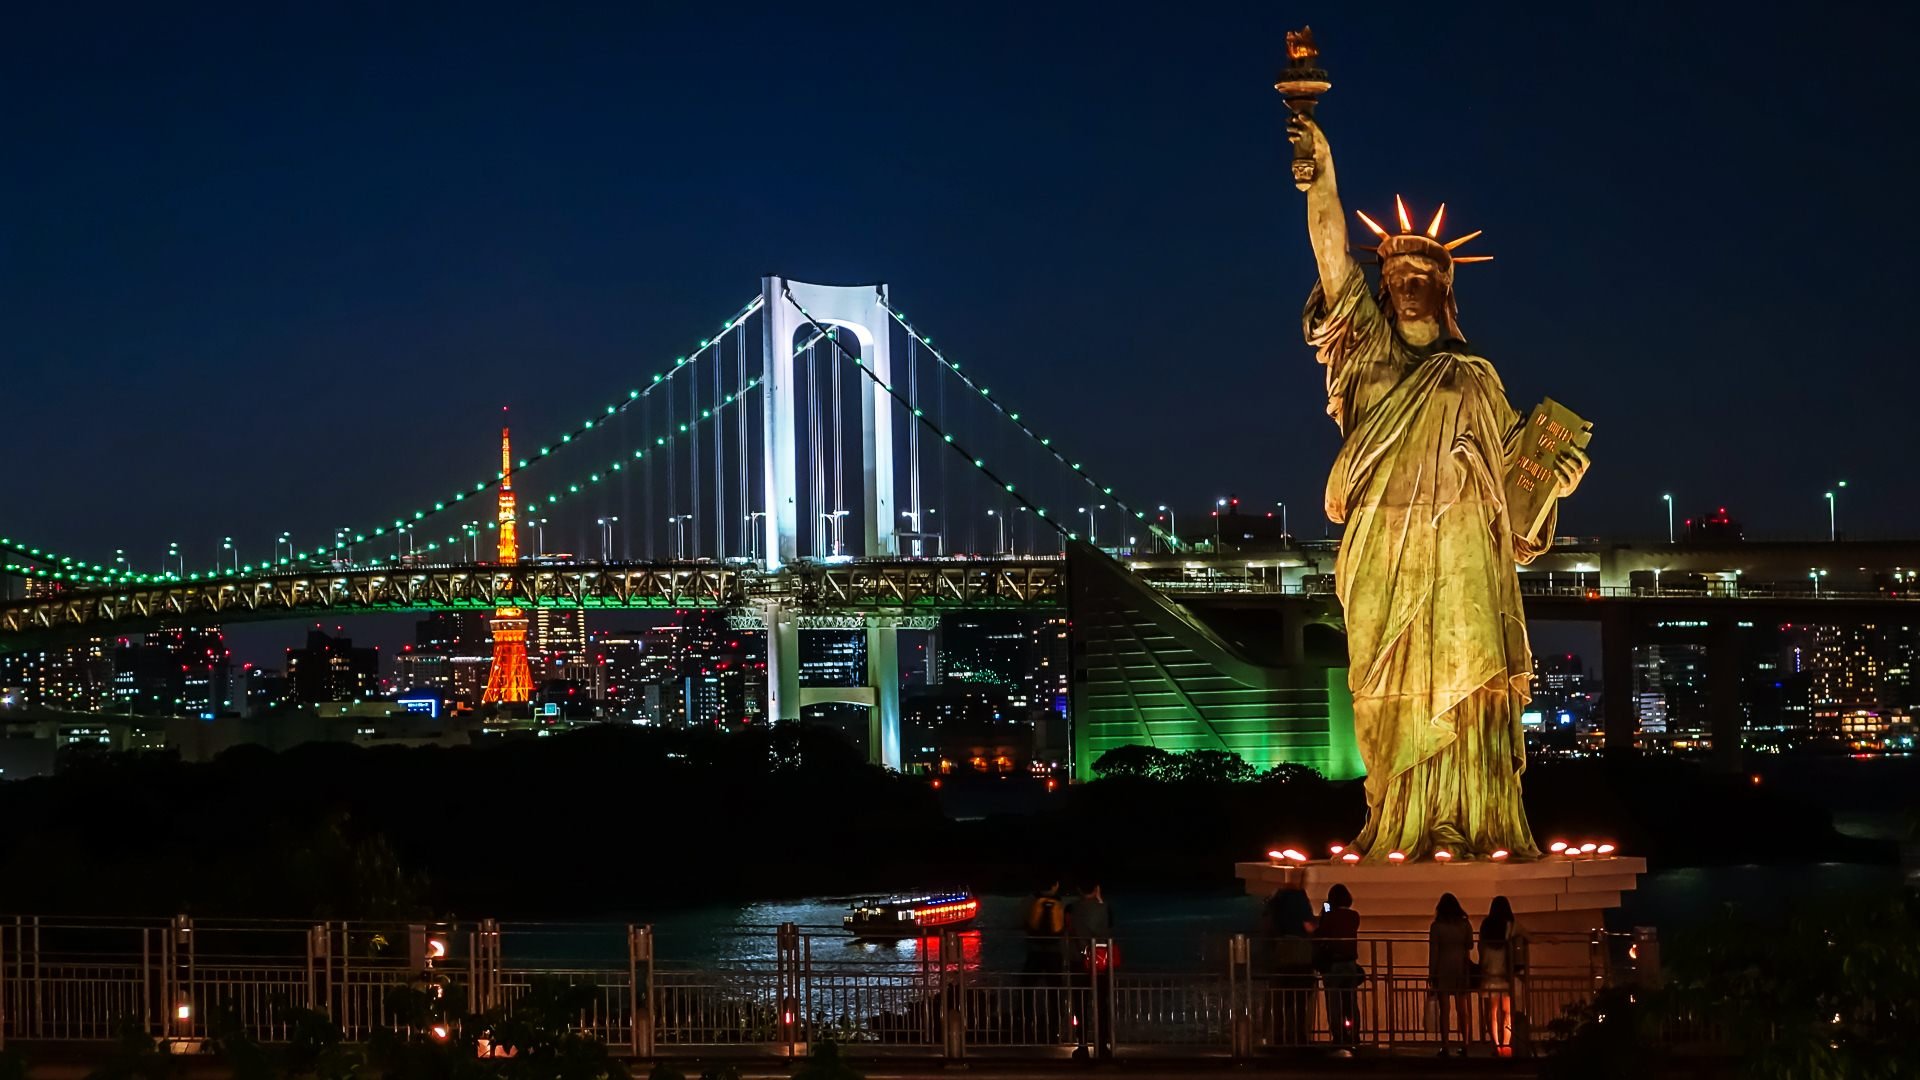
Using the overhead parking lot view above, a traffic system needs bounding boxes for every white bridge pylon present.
[758,276,902,769]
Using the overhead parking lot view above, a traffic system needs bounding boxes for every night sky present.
[5,4,1917,592]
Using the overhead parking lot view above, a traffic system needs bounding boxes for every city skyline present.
[5,8,1920,571]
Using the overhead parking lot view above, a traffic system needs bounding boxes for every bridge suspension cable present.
[2,296,769,586]
[787,294,1079,542]
[880,299,1165,547]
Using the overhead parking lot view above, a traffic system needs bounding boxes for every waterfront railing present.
[0,916,1654,1060]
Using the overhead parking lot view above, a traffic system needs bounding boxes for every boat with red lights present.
[843,892,980,939]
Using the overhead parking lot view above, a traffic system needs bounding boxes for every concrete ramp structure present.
[1065,544,1362,781]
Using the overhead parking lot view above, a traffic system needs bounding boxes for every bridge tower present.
[758,277,902,769]
[481,415,533,704]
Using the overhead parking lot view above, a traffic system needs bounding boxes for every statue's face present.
[1382,258,1447,325]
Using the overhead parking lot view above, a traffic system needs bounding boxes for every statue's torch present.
[1275,27,1332,192]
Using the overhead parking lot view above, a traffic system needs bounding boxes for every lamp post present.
[1275,501,1288,541]
[821,510,849,556]
[114,548,128,575]
[338,527,353,565]
[274,532,291,564]
[1827,481,1847,541]
[1078,505,1105,545]
[986,509,1006,555]
[1215,497,1228,549]
[1810,567,1827,597]
[1158,505,1177,551]
[668,514,693,560]
[744,511,766,561]
[597,516,620,561]
[900,509,938,556]
[534,517,549,558]
[166,542,182,578]
[1662,494,1674,544]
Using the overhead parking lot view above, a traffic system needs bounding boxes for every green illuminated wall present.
[1066,545,1361,781]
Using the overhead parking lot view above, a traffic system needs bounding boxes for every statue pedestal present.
[1234,856,1646,969]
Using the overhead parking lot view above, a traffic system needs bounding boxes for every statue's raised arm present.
[1287,113,1358,297]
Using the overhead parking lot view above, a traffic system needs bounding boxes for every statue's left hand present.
[1553,445,1590,498]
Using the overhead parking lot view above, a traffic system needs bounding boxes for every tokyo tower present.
[481,412,533,703]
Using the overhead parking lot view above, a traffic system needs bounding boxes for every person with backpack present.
[1021,881,1068,1042]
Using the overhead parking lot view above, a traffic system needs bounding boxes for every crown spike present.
[1426,203,1446,238]
[1395,195,1413,233]
[1451,255,1494,264]
[1354,210,1389,239]
[1443,229,1483,251]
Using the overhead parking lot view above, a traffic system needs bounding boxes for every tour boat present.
[842,891,980,939]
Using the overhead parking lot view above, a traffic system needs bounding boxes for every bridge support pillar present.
[762,603,802,724]
[865,616,902,770]
[1600,605,1637,754]
[1707,617,1743,772]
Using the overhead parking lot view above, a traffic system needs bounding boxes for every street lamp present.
[221,536,236,573]
[275,532,291,563]
[668,514,694,560]
[1826,481,1847,541]
[166,542,182,578]
[900,509,938,556]
[1215,497,1228,549]
[114,548,128,575]
[1158,505,1178,551]
[1662,494,1674,544]
[337,527,353,564]
[1275,501,1288,541]
[821,509,849,555]
[1810,567,1828,597]
[597,516,620,561]
[466,520,481,562]
[986,509,1006,555]
[743,511,767,561]
[534,517,550,558]
[1078,505,1105,544]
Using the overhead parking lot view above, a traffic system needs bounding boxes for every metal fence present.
[0,916,1652,1060]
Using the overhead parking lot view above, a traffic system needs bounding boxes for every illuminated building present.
[111,627,238,718]
[285,629,379,704]
[397,612,493,699]
[532,608,589,671]
[481,417,534,704]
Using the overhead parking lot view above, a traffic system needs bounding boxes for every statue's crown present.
[1356,196,1491,270]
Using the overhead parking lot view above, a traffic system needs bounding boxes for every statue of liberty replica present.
[1281,30,1591,863]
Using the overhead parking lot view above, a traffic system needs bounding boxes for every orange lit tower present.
[481,412,533,703]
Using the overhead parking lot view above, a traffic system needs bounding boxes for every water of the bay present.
[501,862,1907,972]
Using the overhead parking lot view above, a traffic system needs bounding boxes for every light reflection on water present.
[505,865,1908,970]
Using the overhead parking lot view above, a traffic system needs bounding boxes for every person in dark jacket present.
[1313,884,1363,1054]
[1068,882,1115,1059]
[1260,887,1318,1049]
[1429,892,1474,1057]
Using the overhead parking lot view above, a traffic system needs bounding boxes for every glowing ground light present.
[1490,849,1511,861]
[1580,843,1598,854]
[1341,852,1361,863]
[1549,841,1569,853]
[1597,843,1616,855]
[430,1024,450,1041]
[1267,849,1286,861]
[1329,843,1345,856]
[1433,850,1453,863]
[1387,851,1406,864]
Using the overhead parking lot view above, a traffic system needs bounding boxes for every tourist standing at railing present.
[1477,896,1521,1057]
[1068,881,1115,1060]
[1313,884,1364,1055]
[1428,893,1474,1058]
[1022,880,1069,1042]
[1260,887,1318,1050]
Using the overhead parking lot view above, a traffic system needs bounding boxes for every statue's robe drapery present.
[1305,267,1547,862]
